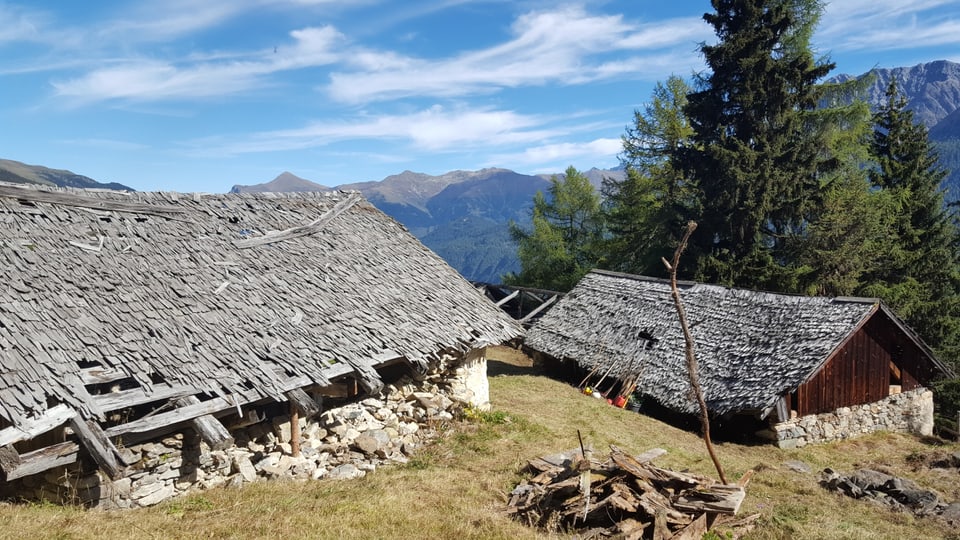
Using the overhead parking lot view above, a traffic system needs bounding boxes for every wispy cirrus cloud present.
[51,25,345,103]
[184,104,559,156]
[327,6,709,103]
[819,0,960,52]
[0,4,45,44]
[489,138,622,167]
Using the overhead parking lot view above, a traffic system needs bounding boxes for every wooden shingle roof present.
[525,270,948,416]
[0,184,522,428]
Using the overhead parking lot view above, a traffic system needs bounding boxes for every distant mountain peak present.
[0,158,133,191]
[230,171,327,193]
[833,60,960,128]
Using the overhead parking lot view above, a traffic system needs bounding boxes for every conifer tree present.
[860,80,960,360]
[505,166,604,291]
[604,75,696,276]
[678,0,834,289]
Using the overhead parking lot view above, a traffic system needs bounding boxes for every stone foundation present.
[770,388,934,449]
[0,349,490,508]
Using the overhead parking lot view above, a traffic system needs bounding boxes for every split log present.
[285,387,322,417]
[172,396,234,451]
[0,445,21,475]
[68,416,124,480]
[508,443,750,538]
[2,442,79,481]
[673,484,746,515]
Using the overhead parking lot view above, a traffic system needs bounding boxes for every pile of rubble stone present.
[819,467,960,524]
[24,372,469,508]
[507,445,753,539]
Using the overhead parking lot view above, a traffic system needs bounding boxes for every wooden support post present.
[68,416,124,480]
[0,445,21,478]
[173,396,234,451]
[289,402,301,458]
[285,388,322,418]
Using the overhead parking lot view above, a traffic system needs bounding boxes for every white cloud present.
[0,4,45,43]
[819,0,960,52]
[51,25,344,103]
[184,105,560,155]
[490,138,622,167]
[326,6,709,103]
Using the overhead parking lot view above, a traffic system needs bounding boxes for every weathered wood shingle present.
[0,184,523,427]
[525,270,947,416]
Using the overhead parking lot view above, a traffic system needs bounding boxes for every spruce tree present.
[861,80,960,361]
[678,0,834,289]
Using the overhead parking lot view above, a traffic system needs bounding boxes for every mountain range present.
[0,158,132,191]
[4,60,960,284]
[230,167,623,281]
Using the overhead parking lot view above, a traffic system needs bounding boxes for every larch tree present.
[604,75,697,277]
[505,166,604,292]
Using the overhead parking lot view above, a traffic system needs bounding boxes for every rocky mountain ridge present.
[0,158,132,191]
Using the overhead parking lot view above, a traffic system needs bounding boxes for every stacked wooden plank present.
[507,445,748,540]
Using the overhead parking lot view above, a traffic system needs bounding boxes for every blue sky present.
[2,1,959,193]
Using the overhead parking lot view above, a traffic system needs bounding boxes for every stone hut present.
[525,270,953,447]
[0,183,522,506]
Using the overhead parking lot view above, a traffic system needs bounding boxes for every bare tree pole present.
[661,221,728,484]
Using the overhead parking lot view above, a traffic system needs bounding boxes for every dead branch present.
[661,221,728,484]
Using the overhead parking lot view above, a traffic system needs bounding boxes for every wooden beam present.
[0,184,185,219]
[173,396,234,451]
[519,294,558,324]
[494,289,520,307]
[68,416,124,480]
[3,442,79,481]
[92,384,196,412]
[235,192,362,248]
[105,363,355,438]
[79,366,131,385]
[0,404,76,447]
[285,388,322,418]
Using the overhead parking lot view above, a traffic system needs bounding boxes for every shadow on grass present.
[488,359,541,377]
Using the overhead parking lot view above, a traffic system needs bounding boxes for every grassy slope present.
[0,348,957,539]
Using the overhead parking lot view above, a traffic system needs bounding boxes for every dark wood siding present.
[794,311,931,416]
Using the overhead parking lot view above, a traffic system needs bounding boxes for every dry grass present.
[1,346,957,539]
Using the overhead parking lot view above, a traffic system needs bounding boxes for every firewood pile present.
[507,445,754,539]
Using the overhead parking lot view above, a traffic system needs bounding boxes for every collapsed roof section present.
[0,183,523,443]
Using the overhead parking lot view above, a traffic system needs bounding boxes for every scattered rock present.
[820,468,953,519]
[783,460,811,474]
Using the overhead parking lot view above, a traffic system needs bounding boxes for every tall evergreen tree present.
[678,0,834,290]
[604,75,696,276]
[505,166,603,291]
[791,78,884,296]
[860,80,960,360]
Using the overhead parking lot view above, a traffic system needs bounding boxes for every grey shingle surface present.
[0,184,522,426]
[525,270,879,415]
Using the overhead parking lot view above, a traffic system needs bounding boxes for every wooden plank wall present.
[794,313,927,416]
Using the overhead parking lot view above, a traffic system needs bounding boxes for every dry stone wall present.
[770,388,934,449]
[1,351,490,508]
